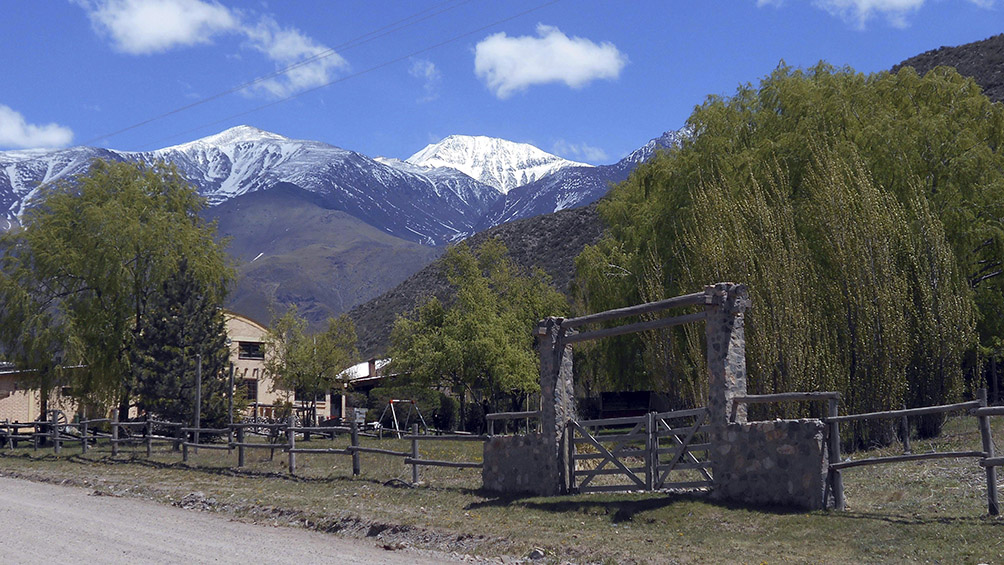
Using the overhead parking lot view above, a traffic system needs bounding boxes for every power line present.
[80,0,473,147]
[139,0,562,150]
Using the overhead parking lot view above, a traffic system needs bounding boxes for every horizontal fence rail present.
[561,291,706,329]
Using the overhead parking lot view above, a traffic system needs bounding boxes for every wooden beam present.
[830,450,986,470]
[562,292,706,329]
[404,458,482,469]
[826,401,982,423]
[563,311,707,345]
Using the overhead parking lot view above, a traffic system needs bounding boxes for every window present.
[241,378,258,402]
[238,341,264,360]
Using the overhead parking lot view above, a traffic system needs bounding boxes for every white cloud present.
[474,24,627,99]
[409,59,442,102]
[80,0,239,54]
[807,0,994,28]
[0,106,74,149]
[242,17,348,98]
[552,139,608,163]
[77,1,347,99]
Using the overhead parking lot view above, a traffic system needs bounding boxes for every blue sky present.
[1,0,1002,163]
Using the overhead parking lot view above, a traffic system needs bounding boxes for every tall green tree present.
[0,159,232,419]
[264,307,359,425]
[390,240,567,429]
[578,64,989,444]
[131,259,234,428]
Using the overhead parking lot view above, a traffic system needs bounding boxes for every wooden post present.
[287,414,296,475]
[351,420,360,476]
[411,423,419,485]
[50,412,60,455]
[978,388,999,515]
[81,420,88,454]
[194,354,202,451]
[566,422,576,493]
[827,397,844,510]
[182,429,189,463]
[145,415,153,458]
[32,421,39,450]
[237,426,246,467]
[111,413,119,457]
[173,424,182,452]
[645,412,655,491]
[901,412,912,454]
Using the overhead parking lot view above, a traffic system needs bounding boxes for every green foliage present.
[390,239,567,427]
[579,64,989,444]
[0,159,233,416]
[131,259,237,428]
[264,307,359,422]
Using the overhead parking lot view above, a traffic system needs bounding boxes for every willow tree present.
[0,159,232,419]
[578,64,989,443]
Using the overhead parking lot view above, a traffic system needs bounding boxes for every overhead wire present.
[139,0,561,150]
[79,0,475,147]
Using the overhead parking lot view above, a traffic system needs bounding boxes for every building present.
[0,362,80,423]
[224,311,338,423]
[0,312,352,424]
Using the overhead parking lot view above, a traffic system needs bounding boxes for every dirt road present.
[0,476,455,564]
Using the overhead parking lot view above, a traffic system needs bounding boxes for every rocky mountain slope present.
[348,202,604,358]
[893,33,1004,103]
[205,183,442,326]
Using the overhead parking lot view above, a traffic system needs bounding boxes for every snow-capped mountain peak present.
[406,135,592,194]
[159,125,290,153]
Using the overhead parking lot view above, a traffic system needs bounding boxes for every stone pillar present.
[705,283,751,429]
[537,317,577,494]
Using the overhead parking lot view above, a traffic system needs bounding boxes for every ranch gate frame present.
[481,282,831,508]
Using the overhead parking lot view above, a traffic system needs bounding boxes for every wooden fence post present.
[351,420,360,476]
[32,421,39,450]
[145,415,153,458]
[287,414,296,475]
[81,420,88,454]
[566,422,576,493]
[111,413,119,457]
[978,388,999,515]
[827,397,844,510]
[411,423,419,485]
[182,429,189,463]
[173,424,182,452]
[237,426,245,468]
[51,412,60,455]
[645,412,655,491]
[901,411,912,454]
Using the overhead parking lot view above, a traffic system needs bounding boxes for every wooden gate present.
[569,407,713,493]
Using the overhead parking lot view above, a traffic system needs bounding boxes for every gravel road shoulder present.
[0,476,457,564]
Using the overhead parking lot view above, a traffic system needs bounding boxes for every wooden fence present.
[731,388,1000,515]
[2,412,484,486]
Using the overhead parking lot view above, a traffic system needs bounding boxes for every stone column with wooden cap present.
[704,282,751,431]
[537,316,577,495]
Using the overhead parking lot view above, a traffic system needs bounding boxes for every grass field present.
[2,417,1004,564]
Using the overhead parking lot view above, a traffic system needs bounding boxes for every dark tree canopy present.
[131,259,234,427]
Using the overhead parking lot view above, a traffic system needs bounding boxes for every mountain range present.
[0,126,683,326]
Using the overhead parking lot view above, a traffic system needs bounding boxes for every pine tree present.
[132,259,233,428]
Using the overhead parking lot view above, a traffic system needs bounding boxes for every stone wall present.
[713,419,828,510]
[482,434,557,496]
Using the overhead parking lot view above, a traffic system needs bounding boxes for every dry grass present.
[3,418,1004,564]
